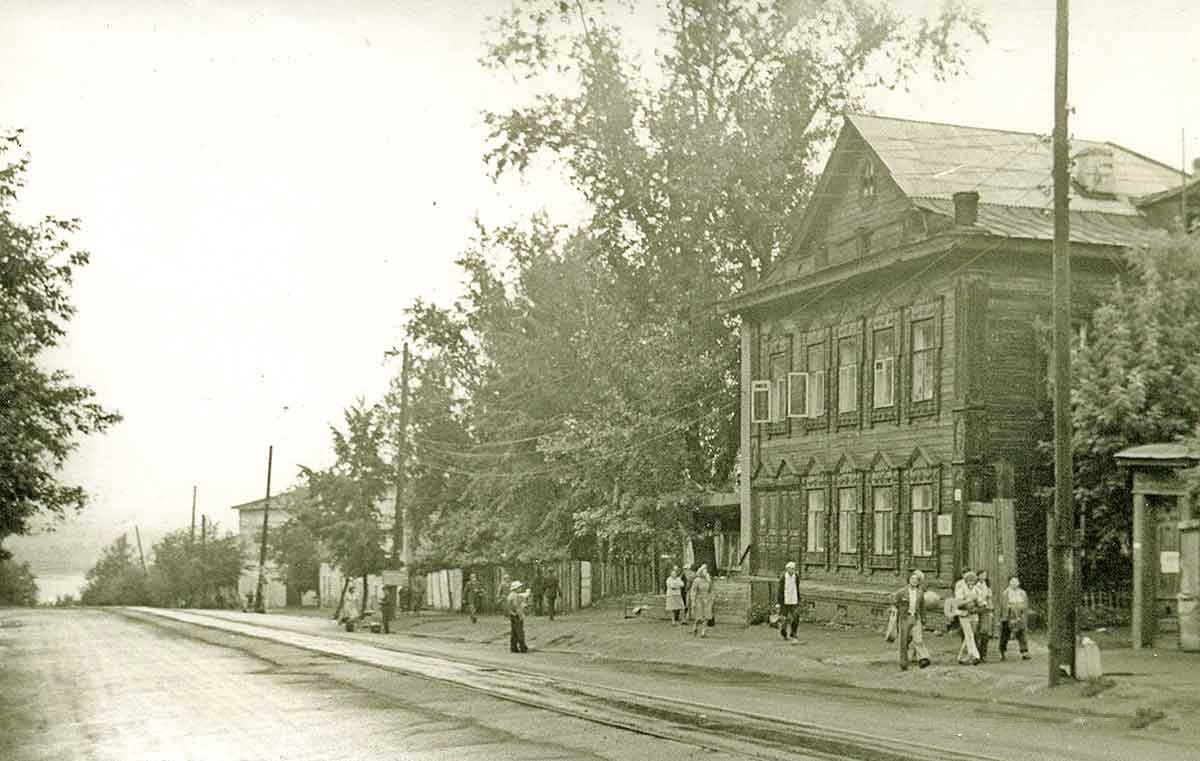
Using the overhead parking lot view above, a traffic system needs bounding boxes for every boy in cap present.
[506,580,531,653]
[776,561,802,642]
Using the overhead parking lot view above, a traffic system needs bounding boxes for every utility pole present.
[1048,0,1077,686]
[134,525,148,574]
[190,485,197,544]
[1182,130,1189,232]
[391,342,412,569]
[254,445,274,614]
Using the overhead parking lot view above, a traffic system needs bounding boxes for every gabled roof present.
[848,113,1183,213]
[740,114,1182,308]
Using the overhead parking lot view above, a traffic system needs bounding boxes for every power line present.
[416,385,734,460]
[415,399,736,481]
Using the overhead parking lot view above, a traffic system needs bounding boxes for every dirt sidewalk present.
[278,601,1200,737]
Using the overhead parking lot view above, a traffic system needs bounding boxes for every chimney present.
[953,191,980,226]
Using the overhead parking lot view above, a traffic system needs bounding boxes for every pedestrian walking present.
[776,561,801,642]
[680,564,695,610]
[894,570,932,670]
[665,566,686,624]
[688,564,714,638]
[953,570,982,665]
[531,569,545,617]
[541,568,560,621]
[340,584,360,631]
[409,573,425,613]
[974,569,994,661]
[464,572,484,624]
[999,576,1031,661]
[506,580,531,653]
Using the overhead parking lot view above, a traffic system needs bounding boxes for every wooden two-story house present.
[726,114,1184,615]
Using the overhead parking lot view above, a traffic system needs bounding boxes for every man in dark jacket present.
[776,561,801,642]
[541,569,560,621]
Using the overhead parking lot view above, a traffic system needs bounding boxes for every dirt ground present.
[281,599,1200,738]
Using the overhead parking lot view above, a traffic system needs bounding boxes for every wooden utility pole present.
[134,525,148,574]
[1182,130,1189,231]
[1048,0,1077,686]
[254,445,274,613]
[190,485,197,544]
[391,343,412,568]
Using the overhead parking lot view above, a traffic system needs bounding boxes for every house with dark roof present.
[725,113,1186,616]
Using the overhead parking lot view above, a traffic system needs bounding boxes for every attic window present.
[859,161,878,204]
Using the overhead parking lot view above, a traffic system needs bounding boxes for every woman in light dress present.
[953,570,982,665]
[688,564,715,638]
[665,566,686,625]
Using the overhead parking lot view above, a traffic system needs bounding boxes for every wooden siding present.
[749,257,962,587]
[959,253,1122,592]
[808,130,916,271]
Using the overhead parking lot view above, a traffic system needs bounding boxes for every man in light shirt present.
[776,561,802,643]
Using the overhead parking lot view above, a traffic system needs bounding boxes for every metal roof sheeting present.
[912,198,1166,248]
[848,114,1183,214]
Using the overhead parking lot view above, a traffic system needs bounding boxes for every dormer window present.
[859,160,877,204]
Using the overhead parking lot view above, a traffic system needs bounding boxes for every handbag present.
[884,605,898,642]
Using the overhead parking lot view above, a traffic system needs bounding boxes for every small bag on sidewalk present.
[884,605,898,642]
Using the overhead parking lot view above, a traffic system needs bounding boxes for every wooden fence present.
[591,556,660,599]
[418,556,660,614]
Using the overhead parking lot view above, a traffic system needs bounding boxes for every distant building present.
[230,488,308,609]
[232,486,398,610]
[725,114,1185,614]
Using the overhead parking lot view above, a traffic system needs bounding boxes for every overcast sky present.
[3,0,1197,563]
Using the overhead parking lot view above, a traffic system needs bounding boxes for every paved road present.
[0,608,740,761]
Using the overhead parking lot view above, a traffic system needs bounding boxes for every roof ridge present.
[845,111,1050,140]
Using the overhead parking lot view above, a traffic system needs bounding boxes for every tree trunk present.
[333,576,350,620]
[361,574,368,618]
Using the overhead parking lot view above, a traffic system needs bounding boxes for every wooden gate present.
[755,490,803,576]
[1153,495,1181,610]
[967,502,997,584]
[965,499,1017,616]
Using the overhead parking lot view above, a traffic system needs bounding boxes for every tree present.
[395,1,985,567]
[301,401,392,616]
[0,558,38,606]
[269,515,322,603]
[81,535,147,606]
[1068,233,1200,587]
[0,131,122,553]
[147,527,243,607]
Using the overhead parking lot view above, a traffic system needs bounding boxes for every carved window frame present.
[764,334,791,438]
[801,471,830,568]
[867,467,899,569]
[906,298,943,421]
[802,327,831,432]
[867,312,900,426]
[905,465,941,574]
[834,470,863,569]
[834,320,864,430]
